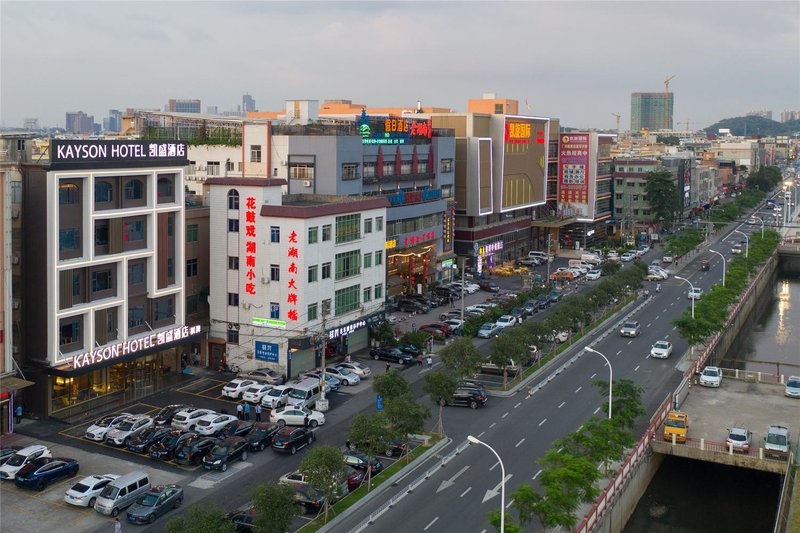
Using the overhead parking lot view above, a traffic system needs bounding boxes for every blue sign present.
[255,342,280,362]
[376,395,384,411]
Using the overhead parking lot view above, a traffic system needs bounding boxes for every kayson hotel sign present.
[71,325,202,369]
[50,140,189,170]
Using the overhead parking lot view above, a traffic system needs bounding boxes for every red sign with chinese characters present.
[286,229,300,321]
[244,197,257,296]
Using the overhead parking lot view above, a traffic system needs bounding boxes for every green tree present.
[600,260,621,276]
[487,510,523,533]
[299,445,346,523]
[581,417,634,475]
[372,370,412,402]
[423,371,458,436]
[438,336,484,379]
[511,483,576,531]
[347,413,392,490]
[251,482,297,533]
[382,395,430,462]
[645,170,681,227]
[488,327,531,387]
[539,449,601,508]
[593,378,646,429]
[166,504,235,533]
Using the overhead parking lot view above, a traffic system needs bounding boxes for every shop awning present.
[0,375,36,395]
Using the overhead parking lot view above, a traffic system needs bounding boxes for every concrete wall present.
[595,451,665,533]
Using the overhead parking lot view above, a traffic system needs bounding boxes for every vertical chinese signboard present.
[286,229,300,321]
[558,133,594,220]
[244,197,257,296]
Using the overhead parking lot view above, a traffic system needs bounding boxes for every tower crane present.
[664,75,676,130]
[611,113,621,136]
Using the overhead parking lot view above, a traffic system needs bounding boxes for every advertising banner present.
[497,116,549,211]
[558,133,594,219]
[50,140,188,170]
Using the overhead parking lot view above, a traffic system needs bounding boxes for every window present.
[383,161,395,176]
[632,195,639,201]
[335,250,361,280]
[166,258,174,278]
[227,329,239,344]
[59,228,81,252]
[364,218,372,234]
[72,272,81,297]
[441,159,453,173]
[228,293,239,307]
[124,179,143,200]
[228,256,239,270]
[376,216,384,231]
[363,162,376,178]
[615,208,623,214]
[363,253,372,269]
[308,265,318,283]
[308,226,318,244]
[92,269,113,292]
[128,263,145,284]
[289,164,314,180]
[59,183,80,204]
[270,302,280,319]
[308,302,318,321]
[270,226,280,243]
[334,285,360,316]
[633,209,640,215]
[494,103,504,114]
[60,319,80,346]
[615,194,623,200]
[157,177,173,198]
[128,306,145,328]
[95,223,109,246]
[154,297,174,321]
[322,262,331,279]
[207,162,220,176]
[10,181,21,203]
[186,295,199,315]
[322,299,331,316]
[226,161,235,172]
[375,251,383,265]
[125,220,144,241]
[643,209,651,216]
[342,163,359,180]
[363,286,371,302]
[228,218,239,232]
[335,214,361,244]
[250,145,262,163]
[167,215,174,237]
[270,264,280,281]
[228,190,240,210]
[186,259,198,278]
[322,225,332,242]
[374,283,383,300]
[186,224,198,243]
[95,182,112,202]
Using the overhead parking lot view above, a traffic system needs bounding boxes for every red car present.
[419,323,452,337]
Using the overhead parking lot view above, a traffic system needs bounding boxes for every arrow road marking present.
[437,465,470,493]
[460,486,472,498]
[482,474,512,503]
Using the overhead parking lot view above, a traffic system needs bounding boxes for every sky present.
[2,1,799,131]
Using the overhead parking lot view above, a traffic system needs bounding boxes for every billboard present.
[355,110,432,145]
[50,140,188,170]
[681,159,692,208]
[558,133,594,220]
[496,116,549,211]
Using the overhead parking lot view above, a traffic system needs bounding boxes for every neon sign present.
[244,197,257,296]
[71,325,202,369]
[478,241,503,256]
[356,110,432,145]
[286,230,300,321]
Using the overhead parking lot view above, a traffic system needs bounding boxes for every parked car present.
[442,385,488,409]
[444,319,465,335]
[699,366,722,387]
[106,415,155,447]
[324,366,361,386]
[337,361,372,379]
[261,385,293,409]
[149,431,197,461]
[153,405,190,426]
[271,427,316,455]
[85,413,133,441]
[15,457,79,490]
[0,446,23,466]
[439,309,462,321]
[662,254,674,263]
[174,436,218,466]
[536,294,550,310]
[245,422,282,452]
[126,484,183,525]
[785,375,800,398]
[221,419,256,439]
[241,383,274,404]
[279,469,348,499]
[725,427,753,453]
[222,379,257,399]
[548,290,562,303]
[495,315,517,330]
[0,445,52,480]
[342,450,383,474]
[477,322,502,338]
[64,474,119,508]
[478,280,500,292]
[195,413,238,436]
[764,425,791,458]
[549,330,570,343]
[171,408,215,431]
[270,407,326,428]
[369,347,414,364]
[397,299,429,314]
[620,252,635,262]
[731,243,743,255]
[202,437,249,471]
[619,321,641,337]
[650,340,673,359]
[238,368,286,385]
[586,269,601,280]
[126,428,175,454]
[294,485,326,514]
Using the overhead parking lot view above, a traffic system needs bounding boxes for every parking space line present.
[515,438,525,448]
[424,517,439,531]
[634,365,640,372]
[538,418,547,426]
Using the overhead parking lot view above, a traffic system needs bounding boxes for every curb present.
[315,436,453,533]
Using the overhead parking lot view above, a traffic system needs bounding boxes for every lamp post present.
[708,249,726,287]
[467,436,505,533]
[674,276,696,319]
[584,347,613,419]
[750,215,765,239]
[733,229,749,258]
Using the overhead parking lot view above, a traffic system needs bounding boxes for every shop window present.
[128,306,145,328]
[186,259,198,278]
[308,302,318,321]
[129,262,145,284]
[270,264,280,281]
[228,256,239,270]
[60,318,81,346]
[308,265,318,283]
[228,189,240,210]
[308,226,318,244]
[270,302,280,319]
[322,224,332,242]
[95,182,113,203]
[154,297,174,321]
[187,224,199,243]
[59,182,80,204]
[228,293,239,307]
[250,145,262,163]
[270,226,280,243]
[92,269,114,292]
[228,219,239,232]
[227,329,239,344]
[124,179,144,200]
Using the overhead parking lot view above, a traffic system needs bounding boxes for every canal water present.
[623,274,798,532]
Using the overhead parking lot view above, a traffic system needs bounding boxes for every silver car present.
[85,413,133,441]
[106,415,154,446]
[784,375,800,398]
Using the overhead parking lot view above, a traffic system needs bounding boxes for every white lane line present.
[533,469,542,480]
[672,326,677,330]
[664,334,670,339]
[460,486,472,498]
[647,323,652,328]
[515,438,526,448]
[558,401,566,408]
[646,354,651,359]
[616,350,622,355]
[502,412,509,419]
[590,373,597,379]
[655,315,660,320]
[627,340,633,345]
[634,365,640,372]
[594,407,601,414]
[539,418,547,426]
[424,517,439,531]
[663,308,668,313]
[490,461,500,471]
[489,422,497,428]
[506,498,515,509]
[477,431,485,439]
[557,447,563,453]
[514,402,521,409]
[575,386,582,393]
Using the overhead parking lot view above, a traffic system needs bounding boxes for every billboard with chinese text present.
[495,116,549,211]
[557,133,595,220]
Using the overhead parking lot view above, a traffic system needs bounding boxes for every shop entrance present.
[209,342,225,371]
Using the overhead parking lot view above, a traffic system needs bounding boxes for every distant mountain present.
[704,116,800,137]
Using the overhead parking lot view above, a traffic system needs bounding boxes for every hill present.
[704,116,800,137]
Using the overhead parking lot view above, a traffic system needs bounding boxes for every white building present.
[207,178,389,377]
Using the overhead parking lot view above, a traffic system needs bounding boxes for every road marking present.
[627,340,632,345]
[489,422,497,428]
[575,386,582,393]
[514,402,521,409]
[482,474,512,503]
[490,461,500,471]
[647,323,652,328]
[634,365,640,372]
[663,308,668,313]
[424,517,439,531]
[502,412,509,419]
[533,469,542,480]
[616,350,622,355]
[664,334,669,339]
[460,486,472,498]
[557,447,563,453]
[672,326,677,330]
[515,438,526,448]
[558,401,566,408]
[477,431,485,438]
[671,302,675,306]
[655,315,660,320]
[506,498,515,509]
[539,418,547,426]
[594,407,601,414]
[437,465,471,493]
[590,373,596,379]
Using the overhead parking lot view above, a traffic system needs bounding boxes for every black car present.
[536,294,550,310]
[478,280,500,292]
[271,427,315,455]
[510,307,527,320]
[445,386,488,409]
[397,299,428,314]
[126,484,183,525]
[434,287,460,300]
[127,427,173,454]
[149,430,196,461]
[294,485,325,514]
[202,437,249,471]
[174,436,218,466]
[397,344,423,357]
[369,347,414,365]
[548,290,562,303]
[221,420,255,439]
[245,423,282,452]
[153,404,190,426]
[342,450,383,474]
[523,300,538,314]
[227,508,258,531]
[408,294,439,308]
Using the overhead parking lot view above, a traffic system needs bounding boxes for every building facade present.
[611,157,661,238]
[166,99,201,113]
[65,111,96,135]
[630,92,674,131]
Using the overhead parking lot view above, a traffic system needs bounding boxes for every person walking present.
[426,355,433,369]
[254,403,262,422]
[14,403,22,424]
[385,362,391,373]
[236,403,244,420]
[243,402,251,421]
[114,518,122,533]
[304,414,309,428]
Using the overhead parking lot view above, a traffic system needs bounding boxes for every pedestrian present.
[14,403,22,424]
[304,414,309,427]
[411,322,417,333]
[450,296,455,308]
[344,353,351,364]
[385,362,391,373]
[426,355,433,369]
[243,402,251,421]
[254,403,262,422]
[114,518,122,533]
[236,403,243,420]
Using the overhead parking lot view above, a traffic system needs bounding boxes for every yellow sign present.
[385,239,397,250]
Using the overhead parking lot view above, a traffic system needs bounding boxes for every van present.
[527,251,552,263]
[94,471,150,517]
[286,378,322,409]
[663,411,688,443]
[580,253,602,265]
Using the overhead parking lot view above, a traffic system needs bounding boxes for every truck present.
[663,410,689,443]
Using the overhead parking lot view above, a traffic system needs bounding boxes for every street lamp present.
[749,215,765,239]
[467,436,505,533]
[674,276,696,319]
[584,347,613,420]
[733,229,749,258]
[708,249,726,287]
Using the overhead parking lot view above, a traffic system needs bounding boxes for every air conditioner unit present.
[11,255,19,265]
[303,180,312,188]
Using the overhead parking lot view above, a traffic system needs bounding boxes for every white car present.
[620,252,635,262]
[324,366,361,386]
[451,282,479,294]
[731,243,743,255]
[105,415,154,446]
[495,315,517,330]
[662,254,674,263]
[568,267,586,278]
[171,407,215,431]
[650,340,673,359]
[85,412,133,441]
[688,287,703,300]
[242,383,274,403]
[270,407,326,428]
[64,474,119,507]
[0,445,52,480]
[699,366,722,387]
[639,244,651,253]
[549,330,569,343]
[195,413,238,436]
[261,384,293,409]
[337,362,371,379]
[607,251,620,262]
[465,304,489,314]
[222,379,257,399]
[586,269,601,280]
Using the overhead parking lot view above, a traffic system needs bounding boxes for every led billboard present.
[496,116,549,211]
[558,133,595,220]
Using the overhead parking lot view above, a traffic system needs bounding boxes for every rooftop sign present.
[50,140,189,170]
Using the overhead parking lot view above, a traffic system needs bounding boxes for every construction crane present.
[681,119,698,132]
[611,113,621,136]
[664,75,676,130]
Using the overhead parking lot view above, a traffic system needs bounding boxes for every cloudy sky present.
[2,1,798,130]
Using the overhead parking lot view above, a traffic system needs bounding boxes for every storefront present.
[473,239,504,276]
[0,376,35,435]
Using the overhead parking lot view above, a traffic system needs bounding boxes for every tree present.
[644,170,681,227]
[372,370,412,402]
[488,328,531,387]
[487,510,523,533]
[593,378,646,429]
[581,417,634,475]
[423,371,458,436]
[299,445,346,523]
[438,337,483,379]
[251,482,297,533]
[382,395,430,462]
[347,413,392,490]
[600,260,620,277]
[511,483,576,531]
[166,504,235,533]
